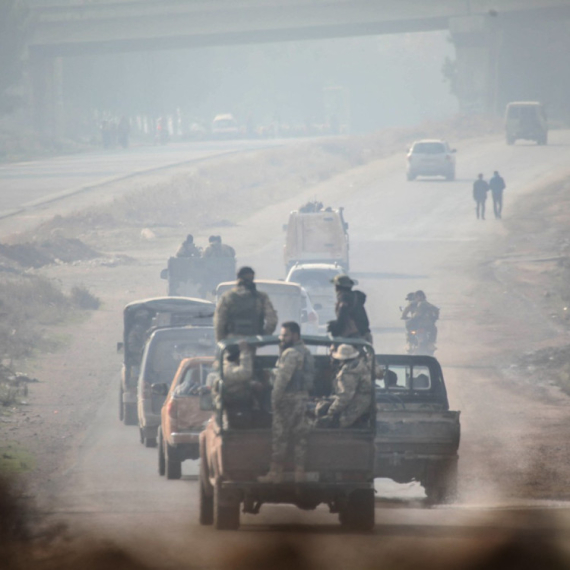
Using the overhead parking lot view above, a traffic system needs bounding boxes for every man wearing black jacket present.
[489,171,506,219]
[327,275,373,344]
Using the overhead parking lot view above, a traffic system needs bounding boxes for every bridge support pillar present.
[30,53,64,137]
[449,15,501,114]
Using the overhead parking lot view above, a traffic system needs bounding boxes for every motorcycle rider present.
[401,292,417,323]
[409,290,439,345]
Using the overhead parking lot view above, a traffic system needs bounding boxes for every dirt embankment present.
[489,176,570,393]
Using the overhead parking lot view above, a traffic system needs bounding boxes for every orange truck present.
[156,356,215,479]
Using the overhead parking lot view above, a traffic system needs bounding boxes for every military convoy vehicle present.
[198,338,460,531]
[156,356,215,479]
[137,325,216,447]
[283,206,349,272]
[118,297,214,426]
[374,354,460,504]
[199,336,376,531]
[160,257,236,299]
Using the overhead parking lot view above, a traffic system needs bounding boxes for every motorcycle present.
[406,327,436,356]
[400,304,436,356]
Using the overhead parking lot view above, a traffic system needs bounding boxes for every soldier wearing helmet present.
[326,274,372,343]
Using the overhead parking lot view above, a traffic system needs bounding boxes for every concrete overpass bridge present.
[28,0,570,134]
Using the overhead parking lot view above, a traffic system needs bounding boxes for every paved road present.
[35,132,570,567]
[0,139,285,219]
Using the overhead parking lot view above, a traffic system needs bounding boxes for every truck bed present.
[219,427,374,482]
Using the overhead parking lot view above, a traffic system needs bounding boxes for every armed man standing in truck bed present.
[258,321,314,484]
[214,266,278,342]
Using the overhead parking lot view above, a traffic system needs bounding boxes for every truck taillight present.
[167,399,177,419]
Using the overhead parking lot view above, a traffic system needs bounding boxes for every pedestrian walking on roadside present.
[489,171,506,219]
[473,173,489,220]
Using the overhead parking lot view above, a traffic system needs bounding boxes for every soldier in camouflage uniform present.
[323,344,373,428]
[210,340,255,428]
[203,235,236,258]
[214,266,278,342]
[175,234,201,258]
[258,322,315,484]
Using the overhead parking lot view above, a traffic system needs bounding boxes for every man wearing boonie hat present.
[323,343,373,428]
[327,275,372,344]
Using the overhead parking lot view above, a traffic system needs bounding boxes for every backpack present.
[225,289,264,336]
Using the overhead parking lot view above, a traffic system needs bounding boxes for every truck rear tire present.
[200,479,214,525]
[345,489,375,531]
[123,403,137,426]
[199,437,214,525]
[158,429,165,476]
[424,458,458,504]
[214,483,240,530]
[119,388,124,421]
[165,443,182,480]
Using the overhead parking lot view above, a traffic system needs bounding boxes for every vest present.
[226,289,264,336]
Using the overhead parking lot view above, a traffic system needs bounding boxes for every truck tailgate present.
[375,410,460,457]
[221,429,374,479]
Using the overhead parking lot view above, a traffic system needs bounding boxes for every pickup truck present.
[160,257,236,298]
[155,356,214,479]
[199,336,376,531]
[373,354,460,504]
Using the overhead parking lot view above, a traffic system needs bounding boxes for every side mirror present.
[151,383,169,396]
[282,224,288,232]
[160,268,168,280]
[199,387,214,411]
[117,342,124,353]
[314,303,323,311]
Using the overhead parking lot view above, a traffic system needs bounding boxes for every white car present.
[406,139,456,181]
[286,262,348,330]
[211,114,240,139]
